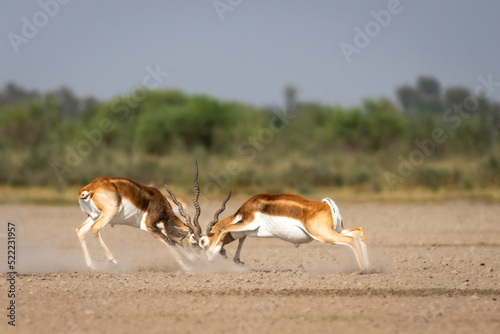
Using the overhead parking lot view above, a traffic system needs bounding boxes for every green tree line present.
[0,77,499,195]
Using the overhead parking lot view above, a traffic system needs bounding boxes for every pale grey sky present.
[1,0,500,107]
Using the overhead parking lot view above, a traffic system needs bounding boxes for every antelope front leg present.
[205,221,255,262]
[146,223,193,271]
[233,236,247,265]
[172,245,197,271]
[219,247,228,259]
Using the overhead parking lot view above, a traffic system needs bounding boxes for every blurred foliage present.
[0,79,499,194]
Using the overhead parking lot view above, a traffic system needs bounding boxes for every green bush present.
[0,85,498,193]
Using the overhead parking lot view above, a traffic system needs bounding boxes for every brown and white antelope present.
[76,166,204,270]
[200,194,370,272]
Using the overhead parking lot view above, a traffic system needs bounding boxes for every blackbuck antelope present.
[76,166,204,270]
[200,194,370,272]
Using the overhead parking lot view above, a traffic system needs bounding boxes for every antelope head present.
[199,190,232,251]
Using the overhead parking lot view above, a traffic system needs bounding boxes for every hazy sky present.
[1,0,500,108]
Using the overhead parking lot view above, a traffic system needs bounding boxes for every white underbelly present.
[110,199,148,230]
[230,213,313,244]
[79,198,147,231]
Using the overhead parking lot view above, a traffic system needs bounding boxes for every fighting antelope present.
[76,166,204,270]
[200,194,370,272]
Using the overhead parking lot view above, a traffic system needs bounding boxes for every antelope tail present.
[322,198,344,234]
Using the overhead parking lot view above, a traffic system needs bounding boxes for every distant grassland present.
[1,185,498,205]
[0,186,80,205]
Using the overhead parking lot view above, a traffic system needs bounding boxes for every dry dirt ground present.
[1,200,499,334]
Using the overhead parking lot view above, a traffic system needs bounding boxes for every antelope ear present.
[199,236,209,248]
[189,233,196,244]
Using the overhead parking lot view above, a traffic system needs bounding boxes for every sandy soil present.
[1,200,499,334]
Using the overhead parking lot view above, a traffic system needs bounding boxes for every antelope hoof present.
[219,248,228,259]
[234,259,245,266]
[361,267,371,275]
[110,259,118,265]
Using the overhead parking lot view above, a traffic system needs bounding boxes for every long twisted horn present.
[191,161,202,238]
[164,179,194,230]
[205,191,232,236]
